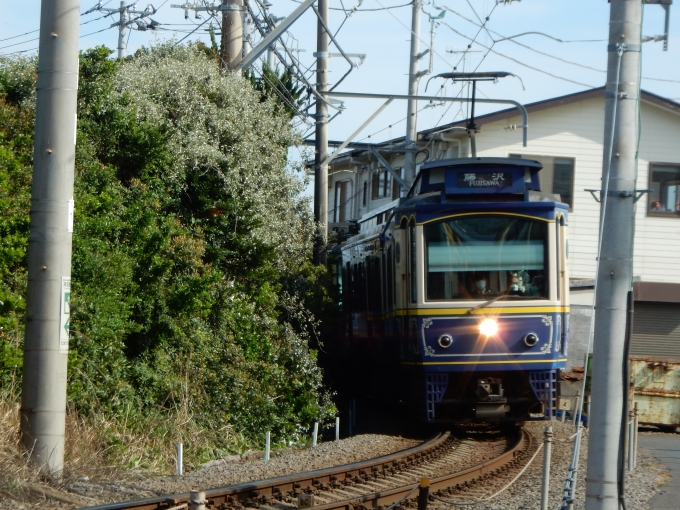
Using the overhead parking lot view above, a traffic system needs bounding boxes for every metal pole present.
[335,417,340,441]
[313,0,329,266]
[541,426,553,510]
[117,1,128,59]
[403,0,423,186]
[585,1,643,508]
[265,431,271,460]
[587,395,592,427]
[627,409,635,471]
[574,390,581,428]
[20,0,80,478]
[312,422,319,447]
[633,402,639,469]
[177,443,183,475]
[221,0,244,70]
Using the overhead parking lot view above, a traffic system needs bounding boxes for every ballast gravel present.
[0,424,670,510]
[428,421,669,510]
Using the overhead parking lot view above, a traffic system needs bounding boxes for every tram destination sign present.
[457,171,512,188]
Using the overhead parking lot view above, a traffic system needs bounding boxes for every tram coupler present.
[475,378,509,419]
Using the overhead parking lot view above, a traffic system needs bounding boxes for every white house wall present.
[466,96,680,284]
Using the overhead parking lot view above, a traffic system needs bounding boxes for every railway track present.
[81,427,534,510]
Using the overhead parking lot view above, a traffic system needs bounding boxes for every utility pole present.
[221,0,244,70]
[20,0,81,477]
[117,1,129,58]
[88,1,159,59]
[585,1,642,508]
[313,0,329,266]
[403,0,428,187]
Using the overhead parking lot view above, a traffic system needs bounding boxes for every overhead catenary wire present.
[441,3,680,84]
[439,22,597,88]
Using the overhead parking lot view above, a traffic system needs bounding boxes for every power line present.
[0,30,39,44]
[173,16,213,47]
[0,12,110,49]
[440,22,597,88]
[442,4,680,85]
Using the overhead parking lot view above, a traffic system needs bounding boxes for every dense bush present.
[0,44,336,466]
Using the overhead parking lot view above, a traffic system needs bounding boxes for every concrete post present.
[312,421,319,447]
[117,1,128,59]
[20,0,81,477]
[403,0,423,186]
[313,0,329,266]
[335,416,340,441]
[177,443,183,475]
[585,1,643,508]
[417,477,430,510]
[189,491,206,510]
[265,431,271,460]
[221,0,244,70]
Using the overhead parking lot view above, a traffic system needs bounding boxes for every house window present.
[648,163,680,216]
[392,168,403,199]
[511,154,575,209]
[362,180,368,207]
[371,169,391,199]
[334,180,350,222]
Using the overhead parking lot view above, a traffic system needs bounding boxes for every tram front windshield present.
[425,216,548,301]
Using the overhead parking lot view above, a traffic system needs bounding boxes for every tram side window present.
[424,216,548,301]
[409,222,417,303]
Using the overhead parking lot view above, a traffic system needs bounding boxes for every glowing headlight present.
[479,318,499,337]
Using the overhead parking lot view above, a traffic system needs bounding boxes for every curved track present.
[81,428,531,510]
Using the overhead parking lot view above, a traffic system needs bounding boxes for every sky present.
[2,0,679,150]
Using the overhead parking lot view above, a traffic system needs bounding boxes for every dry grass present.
[1,378,238,497]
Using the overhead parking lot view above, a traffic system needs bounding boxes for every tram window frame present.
[510,154,575,210]
[648,163,680,217]
[423,216,550,302]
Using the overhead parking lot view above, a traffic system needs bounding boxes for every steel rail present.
[299,428,528,510]
[80,433,451,510]
[80,428,528,510]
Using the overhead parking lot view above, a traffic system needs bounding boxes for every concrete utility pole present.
[403,0,427,186]
[585,0,643,508]
[221,0,244,70]
[90,1,159,59]
[21,0,81,476]
[313,0,329,266]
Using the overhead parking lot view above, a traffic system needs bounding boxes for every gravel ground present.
[428,421,669,510]
[0,424,670,510]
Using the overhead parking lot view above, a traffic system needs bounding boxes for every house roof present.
[419,86,680,138]
[312,87,680,167]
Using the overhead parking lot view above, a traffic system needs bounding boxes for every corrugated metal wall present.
[630,302,680,358]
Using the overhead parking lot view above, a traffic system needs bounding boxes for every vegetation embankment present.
[0,43,339,483]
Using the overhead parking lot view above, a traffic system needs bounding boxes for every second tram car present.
[338,157,569,422]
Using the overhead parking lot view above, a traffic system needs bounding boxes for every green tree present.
[0,44,335,463]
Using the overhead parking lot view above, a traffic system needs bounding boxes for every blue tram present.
[338,157,569,422]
